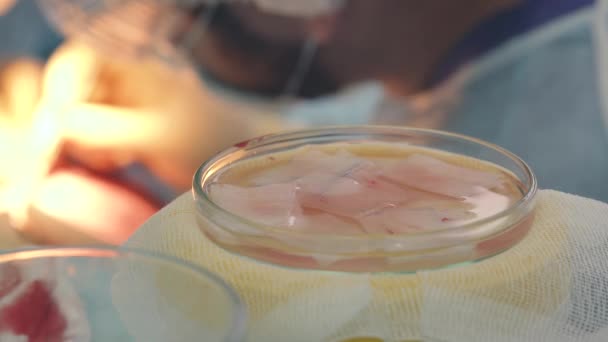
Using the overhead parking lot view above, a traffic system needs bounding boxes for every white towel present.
[125,189,608,342]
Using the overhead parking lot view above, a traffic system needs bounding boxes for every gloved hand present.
[0,57,160,246]
[49,39,288,191]
[0,58,43,248]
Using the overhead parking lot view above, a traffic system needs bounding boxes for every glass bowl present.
[0,246,247,341]
[193,125,537,273]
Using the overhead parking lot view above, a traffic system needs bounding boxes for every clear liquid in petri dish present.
[200,140,533,272]
[208,142,525,235]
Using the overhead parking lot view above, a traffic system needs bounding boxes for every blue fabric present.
[430,0,593,86]
[319,3,608,202]
[289,8,608,202]
[442,22,608,202]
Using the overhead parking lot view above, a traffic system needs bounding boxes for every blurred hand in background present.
[0,37,287,247]
[49,39,286,192]
[0,57,160,247]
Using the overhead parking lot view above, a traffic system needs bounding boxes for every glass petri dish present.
[193,125,537,273]
[0,246,247,342]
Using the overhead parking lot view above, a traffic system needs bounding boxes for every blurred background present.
[0,0,605,249]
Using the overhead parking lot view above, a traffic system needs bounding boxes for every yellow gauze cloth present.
[123,190,608,342]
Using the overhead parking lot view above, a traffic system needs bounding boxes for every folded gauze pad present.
[123,190,608,342]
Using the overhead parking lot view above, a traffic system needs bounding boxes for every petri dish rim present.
[193,125,537,242]
[0,245,248,342]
